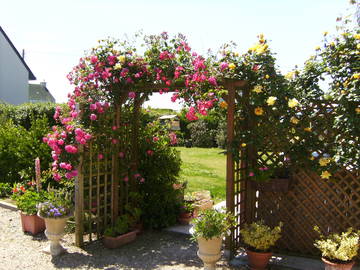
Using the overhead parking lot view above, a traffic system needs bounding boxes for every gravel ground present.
[0,207,239,270]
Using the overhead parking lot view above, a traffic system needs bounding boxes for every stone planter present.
[40,215,70,256]
[246,249,272,270]
[20,212,45,235]
[196,236,222,270]
[322,257,355,270]
[103,230,137,249]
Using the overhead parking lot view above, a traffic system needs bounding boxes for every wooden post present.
[225,83,235,259]
[75,145,84,247]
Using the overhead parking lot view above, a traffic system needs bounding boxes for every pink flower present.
[128,91,136,99]
[220,62,229,71]
[90,55,98,64]
[249,172,255,177]
[57,139,64,145]
[134,173,141,178]
[146,150,154,156]
[208,77,217,86]
[42,137,48,143]
[153,136,159,142]
[53,173,62,181]
[111,139,118,144]
[123,176,129,182]
[186,107,198,121]
[118,152,125,158]
[98,153,104,160]
[140,178,145,183]
[65,145,78,154]
[90,114,97,121]
[169,132,177,145]
[90,104,97,111]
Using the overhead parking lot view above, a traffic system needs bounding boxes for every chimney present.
[40,81,47,88]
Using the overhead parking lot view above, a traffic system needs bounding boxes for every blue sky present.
[0,0,352,109]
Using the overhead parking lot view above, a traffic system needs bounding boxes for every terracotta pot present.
[103,230,137,249]
[197,236,222,270]
[322,257,355,270]
[20,212,45,235]
[246,249,272,270]
[41,215,70,256]
[178,212,193,225]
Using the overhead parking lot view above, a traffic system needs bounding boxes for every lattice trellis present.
[227,88,360,257]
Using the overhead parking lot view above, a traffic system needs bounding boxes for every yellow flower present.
[319,158,331,167]
[234,52,239,57]
[117,55,126,63]
[315,46,321,51]
[352,73,360,79]
[254,107,264,116]
[323,31,328,36]
[265,74,270,79]
[228,63,236,70]
[114,63,122,70]
[330,42,335,47]
[290,117,299,124]
[241,143,247,147]
[252,85,263,93]
[220,101,228,108]
[288,98,299,108]
[266,96,277,106]
[354,34,360,40]
[310,156,315,160]
[357,44,360,50]
[285,72,295,80]
[321,171,331,179]
[304,127,312,132]
[355,107,360,114]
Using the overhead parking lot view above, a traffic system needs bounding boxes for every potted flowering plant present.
[37,190,72,256]
[314,226,360,270]
[178,200,195,225]
[191,208,235,270]
[12,189,47,235]
[249,165,291,192]
[103,214,137,249]
[240,220,283,270]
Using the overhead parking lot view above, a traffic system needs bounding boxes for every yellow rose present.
[321,171,331,179]
[117,55,126,63]
[252,85,263,93]
[288,98,299,108]
[266,96,277,106]
[241,143,247,147]
[354,34,360,40]
[290,117,299,124]
[265,74,270,79]
[254,107,264,116]
[114,63,122,70]
[319,158,331,167]
[228,63,236,70]
[220,101,228,108]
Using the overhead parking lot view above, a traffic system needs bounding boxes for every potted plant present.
[191,208,235,270]
[103,214,137,248]
[37,190,72,256]
[179,200,195,225]
[314,226,359,270]
[12,190,47,235]
[240,220,283,270]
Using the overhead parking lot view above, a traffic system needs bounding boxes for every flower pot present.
[246,249,272,270]
[178,212,193,225]
[20,212,45,235]
[197,236,222,270]
[322,257,355,270]
[103,230,137,249]
[40,215,70,256]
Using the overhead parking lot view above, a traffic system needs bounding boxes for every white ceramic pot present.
[196,236,222,270]
[41,215,69,256]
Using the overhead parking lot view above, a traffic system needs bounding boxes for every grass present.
[176,147,226,203]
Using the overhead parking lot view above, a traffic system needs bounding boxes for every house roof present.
[0,26,36,80]
[29,83,55,103]
[159,114,179,120]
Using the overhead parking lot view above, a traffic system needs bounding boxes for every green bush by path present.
[177,147,226,203]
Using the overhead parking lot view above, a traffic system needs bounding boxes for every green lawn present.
[176,147,226,203]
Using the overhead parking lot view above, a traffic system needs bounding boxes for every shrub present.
[215,120,227,149]
[0,183,12,197]
[187,120,216,148]
[0,117,52,184]
[138,122,182,229]
[12,190,47,215]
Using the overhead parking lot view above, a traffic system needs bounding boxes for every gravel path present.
[0,207,238,270]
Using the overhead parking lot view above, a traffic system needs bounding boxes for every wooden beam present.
[75,145,84,247]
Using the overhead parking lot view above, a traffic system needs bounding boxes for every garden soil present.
[0,207,239,270]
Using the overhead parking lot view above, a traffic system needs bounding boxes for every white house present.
[0,26,54,104]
